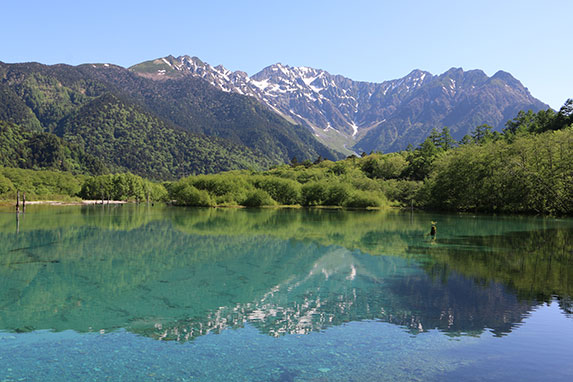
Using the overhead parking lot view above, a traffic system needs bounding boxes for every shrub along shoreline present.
[1,101,572,215]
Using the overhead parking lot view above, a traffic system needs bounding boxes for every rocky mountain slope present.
[0,61,338,178]
[131,55,549,154]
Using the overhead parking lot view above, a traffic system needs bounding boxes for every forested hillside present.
[2,101,571,215]
[56,93,271,179]
[0,120,107,174]
[0,61,337,179]
[80,64,338,163]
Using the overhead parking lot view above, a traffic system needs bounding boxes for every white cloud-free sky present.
[2,0,570,109]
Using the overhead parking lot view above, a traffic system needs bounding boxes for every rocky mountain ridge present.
[131,55,548,154]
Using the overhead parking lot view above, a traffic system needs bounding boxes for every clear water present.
[0,206,572,381]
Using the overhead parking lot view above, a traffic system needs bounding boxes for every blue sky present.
[2,0,570,109]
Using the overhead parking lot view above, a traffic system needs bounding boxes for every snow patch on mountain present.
[350,122,359,137]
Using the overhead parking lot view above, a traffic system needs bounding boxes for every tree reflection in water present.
[0,206,570,342]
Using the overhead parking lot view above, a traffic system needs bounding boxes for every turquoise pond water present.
[0,205,572,381]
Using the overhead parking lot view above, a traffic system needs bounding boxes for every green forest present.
[0,61,338,176]
[1,100,571,215]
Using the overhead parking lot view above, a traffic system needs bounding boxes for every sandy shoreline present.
[1,200,130,206]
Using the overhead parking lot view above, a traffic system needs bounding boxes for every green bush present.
[301,181,327,206]
[382,179,422,206]
[0,173,15,195]
[250,176,301,205]
[188,174,253,204]
[1,167,82,199]
[382,154,408,179]
[361,153,407,179]
[240,189,275,207]
[148,182,169,202]
[330,161,349,176]
[344,190,385,208]
[324,183,350,206]
[173,184,213,206]
[191,175,243,196]
[79,173,154,201]
[348,176,382,192]
[295,167,326,184]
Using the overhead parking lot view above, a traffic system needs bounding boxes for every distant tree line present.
[0,168,168,203]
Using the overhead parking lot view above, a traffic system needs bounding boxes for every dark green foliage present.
[505,110,550,135]
[0,120,108,174]
[79,173,168,202]
[13,72,87,132]
[471,124,494,144]
[555,99,573,127]
[170,184,213,207]
[324,183,351,206]
[404,126,466,181]
[405,138,442,180]
[504,103,571,137]
[361,153,408,179]
[300,182,327,206]
[421,130,573,215]
[26,133,65,168]
[57,93,269,180]
[0,83,42,131]
[438,127,456,150]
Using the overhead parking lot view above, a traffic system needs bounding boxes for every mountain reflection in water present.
[0,206,571,342]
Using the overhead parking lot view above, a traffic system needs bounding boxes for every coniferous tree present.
[438,127,456,150]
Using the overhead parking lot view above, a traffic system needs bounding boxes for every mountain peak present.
[407,69,430,77]
[403,69,432,85]
[440,67,466,80]
[491,70,521,86]
[128,55,548,154]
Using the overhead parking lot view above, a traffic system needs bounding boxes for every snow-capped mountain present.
[131,55,548,154]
